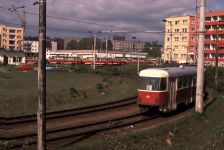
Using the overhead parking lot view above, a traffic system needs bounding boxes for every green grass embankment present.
[61,94,224,150]
[0,64,147,117]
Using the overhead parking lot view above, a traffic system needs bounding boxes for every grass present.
[0,66,139,117]
[61,94,224,150]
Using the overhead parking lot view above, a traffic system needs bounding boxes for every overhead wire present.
[0,5,149,33]
[0,3,205,36]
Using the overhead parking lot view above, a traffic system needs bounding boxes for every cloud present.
[0,0,223,42]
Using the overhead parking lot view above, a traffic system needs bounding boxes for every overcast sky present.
[0,0,223,42]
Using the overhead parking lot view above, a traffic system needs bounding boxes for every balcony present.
[205,58,224,62]
[204,40,216,44]
[219,40,224,47]
[205,30,224,35]
[204,50,224,54]
[205,21,224,25]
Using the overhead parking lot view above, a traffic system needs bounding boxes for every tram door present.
[168,77,177,110]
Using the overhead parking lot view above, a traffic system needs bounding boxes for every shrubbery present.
[69,87,88,100]
[205,66,224,92]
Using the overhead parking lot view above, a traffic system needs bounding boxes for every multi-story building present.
[0,25,24,50]
[51,41,57,51]
[24,40,39,53]
[163,16,194,63]
[190,10,224,66]
[24,40,57,53]
[112,36,144,51]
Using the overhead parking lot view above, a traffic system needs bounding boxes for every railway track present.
[0,92,214,149]
[0,95,137,125]
[6,112,159,149]
[1,96,140,148]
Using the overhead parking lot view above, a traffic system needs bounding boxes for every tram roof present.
[139,66,197,78]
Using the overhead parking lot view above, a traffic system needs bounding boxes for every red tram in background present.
[138,66,198,112]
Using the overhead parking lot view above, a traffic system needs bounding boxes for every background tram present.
[137,66,197,112]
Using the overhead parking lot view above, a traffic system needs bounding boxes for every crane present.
[8,5,27,33]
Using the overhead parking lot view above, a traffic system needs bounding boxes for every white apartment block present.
[24,41,39,53]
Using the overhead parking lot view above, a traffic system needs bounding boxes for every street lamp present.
[132,36,140,74]
[89,31,96,69]
[162,19,173,62]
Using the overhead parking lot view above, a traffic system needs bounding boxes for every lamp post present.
[105,36,108,60]
[132,36,140,74]
[162,19,172,62]
[89,31,96,69]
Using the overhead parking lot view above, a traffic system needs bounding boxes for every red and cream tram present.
[137,66,197,112]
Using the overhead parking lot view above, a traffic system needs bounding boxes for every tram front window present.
[139,77,167,91]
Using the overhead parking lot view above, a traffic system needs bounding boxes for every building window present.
[168,21,172,26]
[182,37,187,42]
[174,54,178,59]
[181,54,186,58]
[175,29,180,33]
[183,20,188,24]
[9,29,15,33]
[175,37,179,41]
[182,45,187,49]
[205,17,211,22]
[9,35,16,39]
[9,46,15,50]
[175,21,180,25]
[182,28,187,33]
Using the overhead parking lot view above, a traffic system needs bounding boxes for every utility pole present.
[195,0,206,114]
[162,19,172,62]
[93,34,96,70]
[170,22,173,62]
[215,28,219,96]
[137,50,140,74]
[38,0,46,150]
[137,42,140,74]
[106,37,108,60]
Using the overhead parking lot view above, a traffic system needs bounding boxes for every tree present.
[66,40,78,50]
[143,41,162,58]
[53,37,64,50]
[101,40,113,50]
[77,38,92,49]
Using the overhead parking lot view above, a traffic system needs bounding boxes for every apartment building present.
[163,16,193,63]
[0,25,24,50]
[24,40,57,53]
[24,41,39,53]
[190,10,224,66]
[112,36,144,51]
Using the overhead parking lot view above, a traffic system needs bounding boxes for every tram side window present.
[139,77,167,91]
[188,76,193,86]
[178,76,188,89]
[183,76,188,88]
[192,75,196,85]
[178,76,183,89]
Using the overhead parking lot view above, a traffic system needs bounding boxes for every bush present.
[96,83,104,93]
[205,66,224,92]
[69,87,79,98]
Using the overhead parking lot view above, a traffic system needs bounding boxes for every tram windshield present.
[139,77,167,91]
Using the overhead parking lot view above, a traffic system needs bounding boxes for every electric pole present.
[215,28,219,96]
[195,0,206,114]
[106,37,108,60]
[38,0,46,150]
[93,34,96,70]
